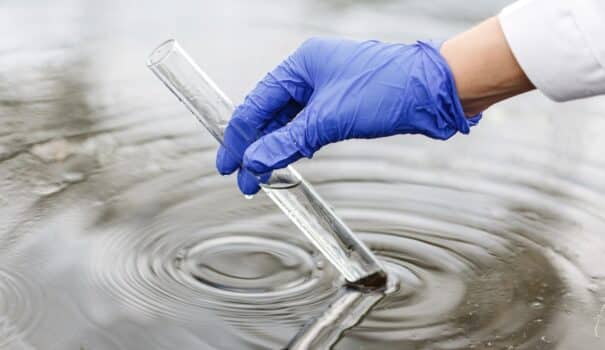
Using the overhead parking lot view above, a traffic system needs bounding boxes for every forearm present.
[440,16,535,116]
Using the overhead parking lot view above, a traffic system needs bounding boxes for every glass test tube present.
[147,39,386,287]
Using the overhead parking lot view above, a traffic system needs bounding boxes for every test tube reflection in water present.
[147,39,386,287]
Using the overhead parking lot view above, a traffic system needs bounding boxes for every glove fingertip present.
[216,146,239,175]
[242,140,272,175]
[237,168,261,195]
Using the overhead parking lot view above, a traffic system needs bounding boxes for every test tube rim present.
[147,38,178,68]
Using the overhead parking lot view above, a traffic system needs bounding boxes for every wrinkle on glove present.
[216,37,481,194]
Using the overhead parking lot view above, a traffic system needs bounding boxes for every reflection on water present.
[1,0,605,349]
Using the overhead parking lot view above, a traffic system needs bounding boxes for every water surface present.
[1,0,605,349]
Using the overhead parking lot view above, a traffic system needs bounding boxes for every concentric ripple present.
[0,270,42,349]
[83,139,605,349]
[89,193,341,330]
[177,236,317,294]
[317,143,605,350]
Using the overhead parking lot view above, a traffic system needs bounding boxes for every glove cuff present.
[418,41,482,136]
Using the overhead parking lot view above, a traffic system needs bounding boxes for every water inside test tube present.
[261,180,385,286]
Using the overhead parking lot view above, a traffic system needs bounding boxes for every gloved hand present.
[216,37,480,195]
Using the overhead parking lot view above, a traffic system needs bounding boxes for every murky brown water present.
[2,0,605,349]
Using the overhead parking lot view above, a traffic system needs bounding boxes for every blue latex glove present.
[216,38,480,194]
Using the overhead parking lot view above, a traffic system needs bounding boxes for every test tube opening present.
[147,39,178,68]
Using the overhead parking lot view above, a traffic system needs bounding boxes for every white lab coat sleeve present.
[499,0,605,101]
